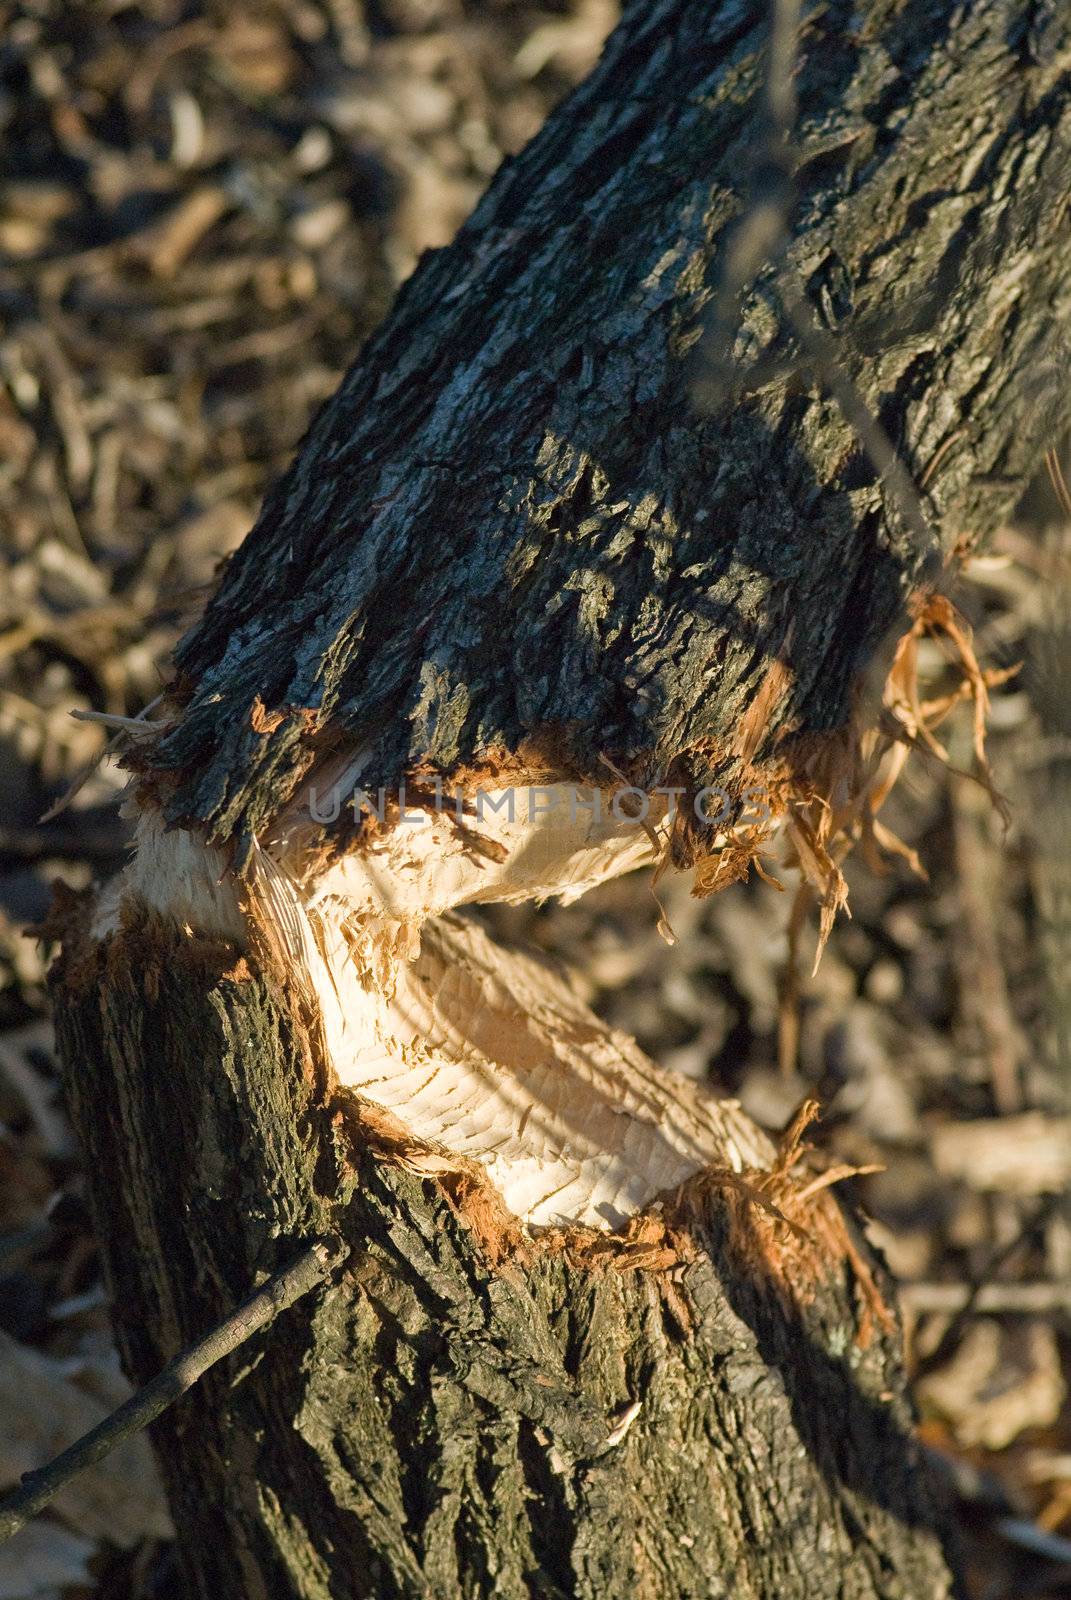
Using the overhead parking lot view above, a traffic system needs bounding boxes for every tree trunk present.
[143,0,1071,869]
[49,0,1071,1594]
[54,899,957,1599]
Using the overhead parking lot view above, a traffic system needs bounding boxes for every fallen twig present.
[0,1235,341,1545]
[902,1279,1071,1318]
[906,1191,1067,1374]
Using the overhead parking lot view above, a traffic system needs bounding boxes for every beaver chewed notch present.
[102,784,773,1231]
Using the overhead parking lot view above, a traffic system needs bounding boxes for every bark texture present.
[142,0,1071,867]
[54,908,957,1600]
[49,2,1071,1594]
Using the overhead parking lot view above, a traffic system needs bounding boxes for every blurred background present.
[0,2,1068,1596]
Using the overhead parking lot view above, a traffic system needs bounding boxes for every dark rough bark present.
[54,910,958,1599]
[48,4,1070,1594]
[144,0,1071,867]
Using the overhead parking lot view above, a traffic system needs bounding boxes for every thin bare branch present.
[0,1235,341,1545]
[779,279,943,583]
[767,0,802,137]
[909,1193,1065,1378]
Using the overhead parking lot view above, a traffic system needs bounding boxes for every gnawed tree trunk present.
[50,0,1071,1595]
[56,900,958,1599]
